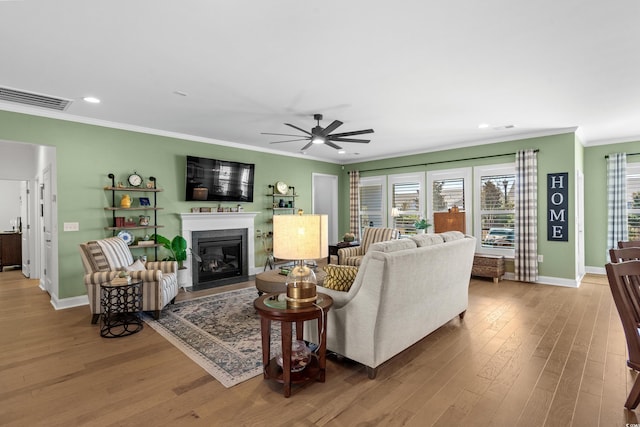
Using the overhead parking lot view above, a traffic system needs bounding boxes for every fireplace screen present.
[192,229,248,289]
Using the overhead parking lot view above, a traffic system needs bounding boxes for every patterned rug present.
[143,287,281,388]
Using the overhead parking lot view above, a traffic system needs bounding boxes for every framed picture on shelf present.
[139,197,151,206]
[200,207,212,213]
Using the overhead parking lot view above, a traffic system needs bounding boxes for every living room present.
[3,1,640,424]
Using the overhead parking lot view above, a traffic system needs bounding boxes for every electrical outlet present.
[63,222,79,232]
[537,254,543,262]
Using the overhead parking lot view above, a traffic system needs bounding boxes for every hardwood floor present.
[0,270,638,426]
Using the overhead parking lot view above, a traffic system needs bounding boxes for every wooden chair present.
[619,240,640,248]
[610,247,640,263]
[605,259,640,409]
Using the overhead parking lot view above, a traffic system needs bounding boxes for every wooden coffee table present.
[255,267,326,295]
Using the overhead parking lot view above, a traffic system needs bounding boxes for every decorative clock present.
[275,181,288,195]
[128,172,143,187]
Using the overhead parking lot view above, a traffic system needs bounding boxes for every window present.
[474,164,515,254]
[359,176,386,234]
[627,163,640,239]
[388,173,425,235]
[427,167,472,233]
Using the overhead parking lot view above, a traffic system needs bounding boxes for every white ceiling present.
[2,0,640,163]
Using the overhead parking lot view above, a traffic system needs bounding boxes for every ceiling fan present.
[262,113,374,151]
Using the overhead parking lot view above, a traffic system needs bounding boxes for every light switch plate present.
[63,222,79,231]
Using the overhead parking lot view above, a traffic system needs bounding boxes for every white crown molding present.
[0,103,334,163]
[339,127,580,165]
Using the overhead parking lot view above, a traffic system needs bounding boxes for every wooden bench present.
[471,254,505,283]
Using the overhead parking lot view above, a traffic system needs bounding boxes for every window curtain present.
[607,153,628,251]
[514,149,538,282]
[349,171,361,241]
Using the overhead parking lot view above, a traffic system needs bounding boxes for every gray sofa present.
[305,231,476,378]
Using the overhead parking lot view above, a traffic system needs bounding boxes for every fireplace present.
[180,212,259,290]
[192,229,248,290]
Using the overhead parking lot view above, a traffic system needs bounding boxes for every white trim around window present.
[426,167,472,234]
[474,163,516,256]
[387,172,425,234]
[359,175,387,232]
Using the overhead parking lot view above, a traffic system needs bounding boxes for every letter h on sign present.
[547,172,569,241]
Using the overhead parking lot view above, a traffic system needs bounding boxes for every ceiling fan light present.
[311,136,324,144]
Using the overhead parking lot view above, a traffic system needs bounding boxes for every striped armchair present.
[79,236,179,324]
[337,227,400,266]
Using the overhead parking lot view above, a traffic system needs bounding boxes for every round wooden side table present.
[253,292,333,397]
[100,279,144,338]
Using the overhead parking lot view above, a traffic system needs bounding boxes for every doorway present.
[312,173,339,243]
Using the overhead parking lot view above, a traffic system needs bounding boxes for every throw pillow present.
[125,259,146,271]
[322,264,358,292]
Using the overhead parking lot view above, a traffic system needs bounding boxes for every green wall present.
[3,106,640,300]
[0,110,341,299]
[341,132,580,281]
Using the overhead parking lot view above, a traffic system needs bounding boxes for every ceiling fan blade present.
[269,138,310,144]
[285,123,312,136]
[328,137,370,143]
[300,141,314,151]
[325,140,343,150]
[261,132,308,137]
[320,120,343,136]
[328,129,374,138]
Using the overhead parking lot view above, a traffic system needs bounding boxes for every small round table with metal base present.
[100,279,144,338]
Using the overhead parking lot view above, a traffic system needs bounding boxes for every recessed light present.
[338,150,346,154]
[83,96,100,104]
[478,123,490,129]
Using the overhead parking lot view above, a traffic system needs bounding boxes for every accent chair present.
[337,227,399,266]
[79,236,178,324]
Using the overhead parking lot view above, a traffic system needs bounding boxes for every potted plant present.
[414,218,432,234]
[151,233,201,288]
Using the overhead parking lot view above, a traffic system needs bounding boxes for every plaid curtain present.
[349,171,361,241]
[607,153,628,252]
[514,149,538,282]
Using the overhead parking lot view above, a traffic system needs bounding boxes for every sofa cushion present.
[439,231,465,242]
[125,259,147,271]
[322,264,359,292]
[410,234,445,247]
[368,238,417,253]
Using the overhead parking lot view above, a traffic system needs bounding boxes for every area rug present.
[143,287,281,388]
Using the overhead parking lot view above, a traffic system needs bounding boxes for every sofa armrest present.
[127,269,163,282]
[316,286,357,309]
[145,260,178,274]
[83,271,119,285]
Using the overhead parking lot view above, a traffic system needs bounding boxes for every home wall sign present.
[547,172,569,241]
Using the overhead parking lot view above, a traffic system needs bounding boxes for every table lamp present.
[273,214,328,308]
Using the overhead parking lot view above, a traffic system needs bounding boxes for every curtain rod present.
[605,153,640,158]
[348,149,539,174]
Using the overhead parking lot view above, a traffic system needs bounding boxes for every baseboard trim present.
[50,294,89,310]
[502,272,579,288]
[586,265,606,275]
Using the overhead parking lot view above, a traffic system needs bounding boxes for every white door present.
[20,180,29,277]
[576,170,585,279]
[312,173,338,243]
[42,168,53,294]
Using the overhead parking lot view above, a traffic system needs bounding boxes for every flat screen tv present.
[185,155,255,202]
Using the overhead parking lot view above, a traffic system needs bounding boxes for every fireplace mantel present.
[180,212,260,288]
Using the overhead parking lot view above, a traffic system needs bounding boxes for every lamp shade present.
[391,207,400,217]
[273,214,328,260]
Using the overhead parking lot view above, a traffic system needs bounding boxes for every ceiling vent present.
[0,86,72,111]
